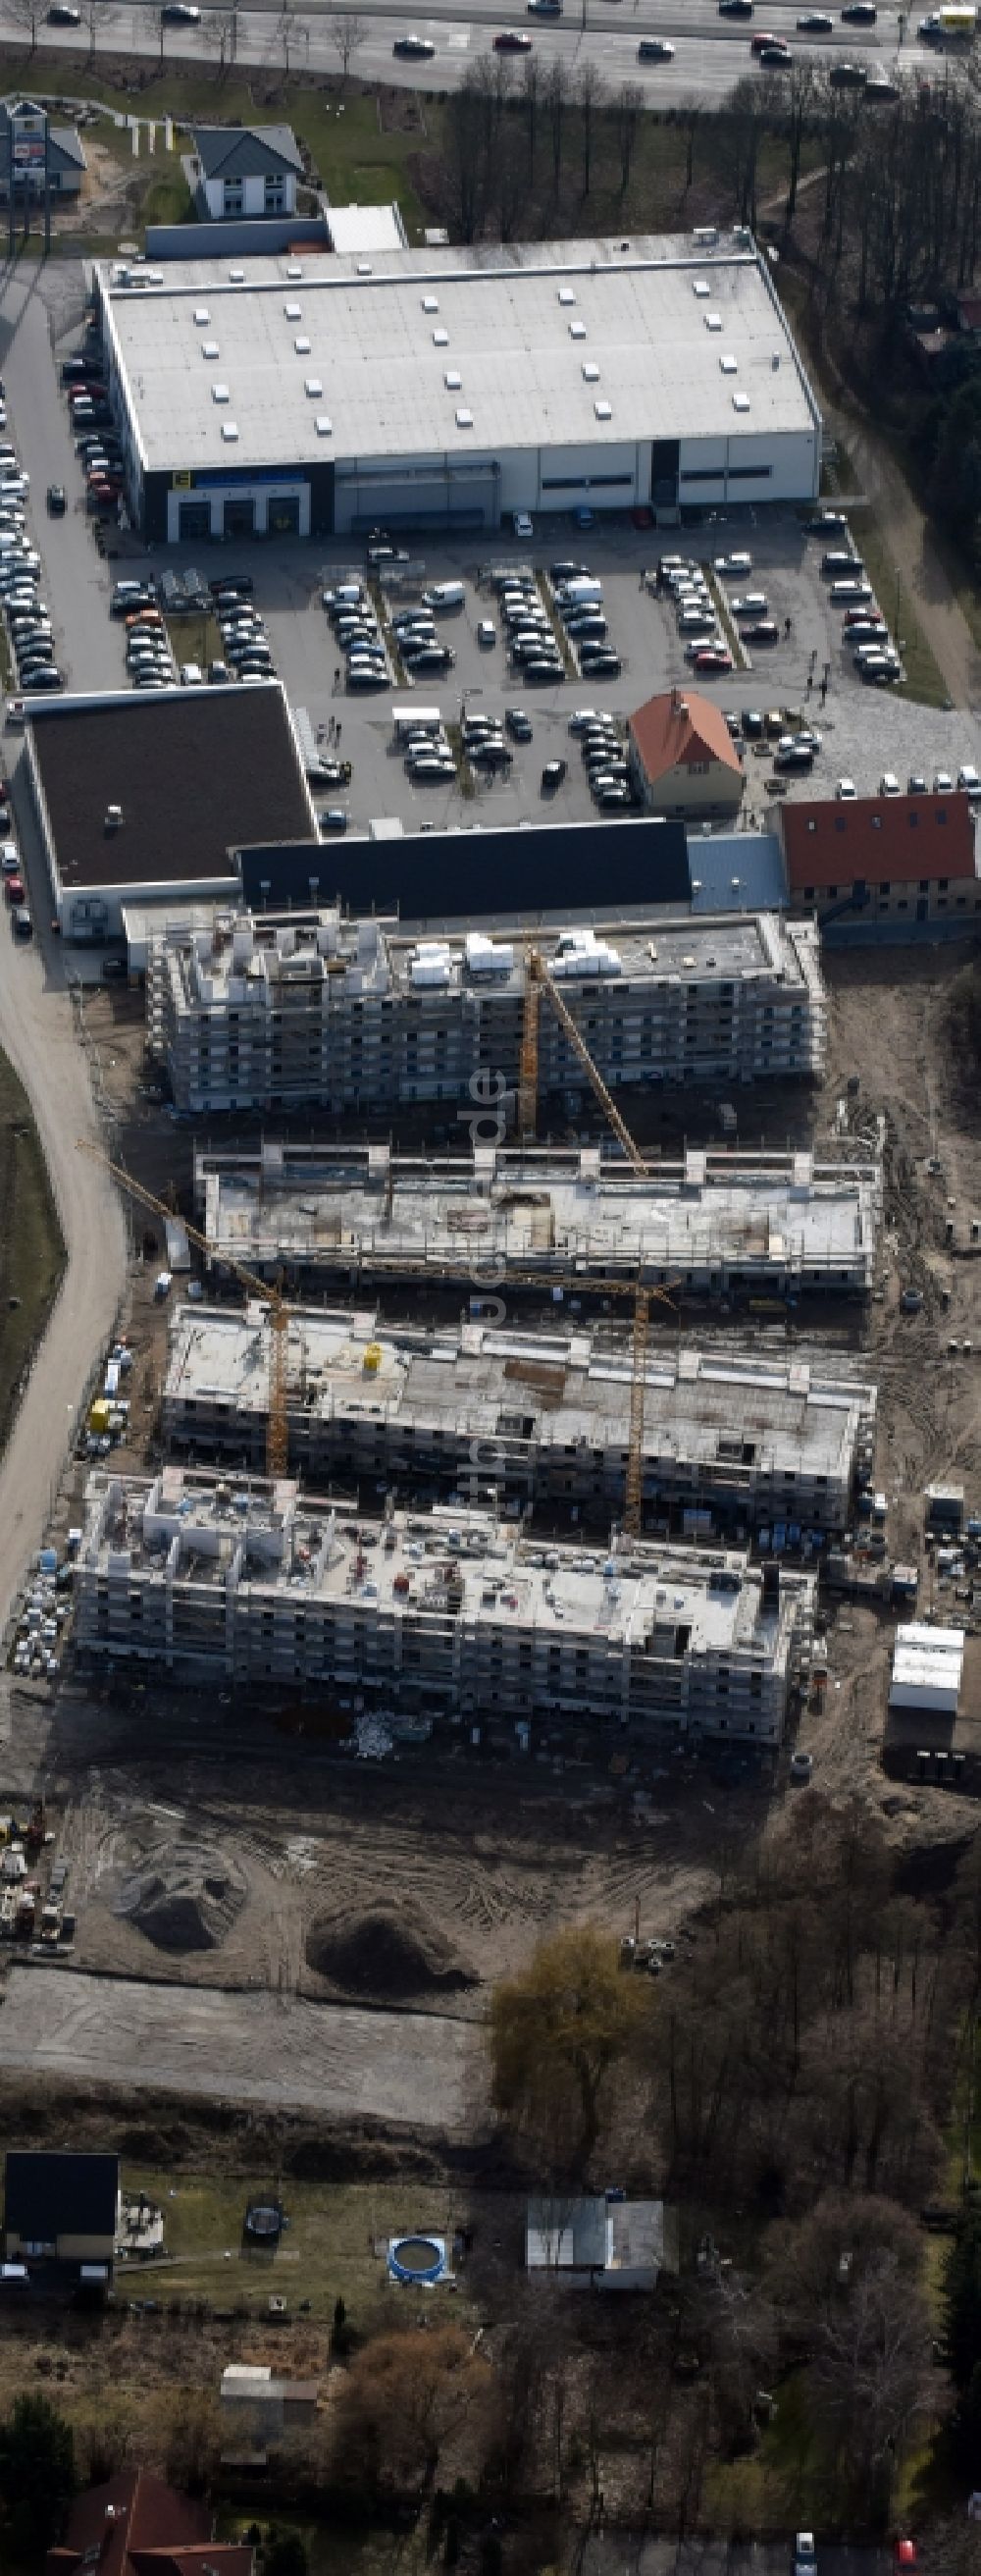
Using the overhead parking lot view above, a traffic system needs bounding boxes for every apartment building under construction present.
[162,1301,876,1537]
[148,907,826,1116]
[75,1474,816,1747]
[194,1143,881,1300]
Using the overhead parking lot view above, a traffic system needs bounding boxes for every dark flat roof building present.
[236,815,692,920]
[25,684,317,941]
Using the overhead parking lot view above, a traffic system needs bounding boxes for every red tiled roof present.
[781,792,976,891]
[48,2474,251,2576]
[628,689,742,783]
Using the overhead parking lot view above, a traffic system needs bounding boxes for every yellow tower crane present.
[515,940,679,1534]
[77,1141,291,1482]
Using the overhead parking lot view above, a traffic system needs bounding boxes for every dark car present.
[638,35,675,54]
[542,759,568,788]
[758,40,793,59]
[525,657,563,682]
[719,1,754,15]
[865,72,900,94]
[829,56,867,79]
[160,4,201,20]
[505,708,533,740]
[209,573,254,598]
[21,665,62,689]
[774,742,814,770]
[806,509,848,532]
[742,708,764,737]
[393,30,436,50]
[579,649,622,676]
[13,905,31,938]
[798,10,833,24]
[45,484,66,516]
[908,771,928,794]
[493,26,533,43]
[841,2,876,18]
[48,7,82,22]
[470,739,513,767]
[320,808,349,831]
[742,619,780,643]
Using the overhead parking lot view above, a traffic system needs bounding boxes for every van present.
[421,581,465,611]
[557,579,603,607]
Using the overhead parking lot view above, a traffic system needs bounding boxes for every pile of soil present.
[114,1836,247,1953]
[305,1909,476,2000]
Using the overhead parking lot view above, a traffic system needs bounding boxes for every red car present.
[694,647,733,673]
[494,26,533,43]
[4,872,24,905]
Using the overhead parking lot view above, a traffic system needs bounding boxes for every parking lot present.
[5,274,981,844]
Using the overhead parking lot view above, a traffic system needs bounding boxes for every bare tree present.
[521,51,542,181]
[78,0,121,55]
[809,2250,929,2518]
[201,1,240,73]
[272,0,308,74]
[576,60,606,196]
[545,55,570,193]
[325,8,367,86]
[615,79,643,193]
[6,0,45,50]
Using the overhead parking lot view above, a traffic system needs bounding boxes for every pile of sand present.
[114,1836,247,1953]
[305,1909,475,2000]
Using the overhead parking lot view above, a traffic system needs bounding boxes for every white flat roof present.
[327,202,406,256]
[100,232,819,476]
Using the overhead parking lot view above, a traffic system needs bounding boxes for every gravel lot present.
[0,1963,481,2132]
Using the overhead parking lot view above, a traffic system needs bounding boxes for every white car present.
[934,769,954,793]
[957,762,981,797]
[836,776,857,800]
[879,771,901,796]
[180,661,204,687]
[713,552,752,577]
[513,510,534,539]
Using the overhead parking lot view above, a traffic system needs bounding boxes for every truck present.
[919,6,976,35]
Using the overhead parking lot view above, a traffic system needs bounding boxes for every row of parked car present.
[567,708,634,810]
[815,532,903,685]
[62,341,125,520]
[658,554,735,675]
[402,716,456,784]
[0,416,65,701]
[549,562,622,681]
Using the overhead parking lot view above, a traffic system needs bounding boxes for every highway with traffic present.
[0,0,942,101]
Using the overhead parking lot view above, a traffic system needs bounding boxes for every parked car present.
[506,708,533,740]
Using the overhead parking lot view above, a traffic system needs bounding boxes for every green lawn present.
[120,2166,472,2338]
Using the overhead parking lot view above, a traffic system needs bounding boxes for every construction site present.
[148,905,827,1115]
[162,1300,876,1538]
[75,1477,816,1749]
[193,1142,882,1299]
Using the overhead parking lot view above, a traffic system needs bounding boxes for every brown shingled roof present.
[628,688,742,784]
[780,791,976,890]
[48,2472,252,2576]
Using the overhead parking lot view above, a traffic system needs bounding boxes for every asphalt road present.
[0,267,128,1641]
[0,0,933,103]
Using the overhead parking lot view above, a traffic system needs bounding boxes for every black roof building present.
[236,815,692,921]
[5,2150,120,2241]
